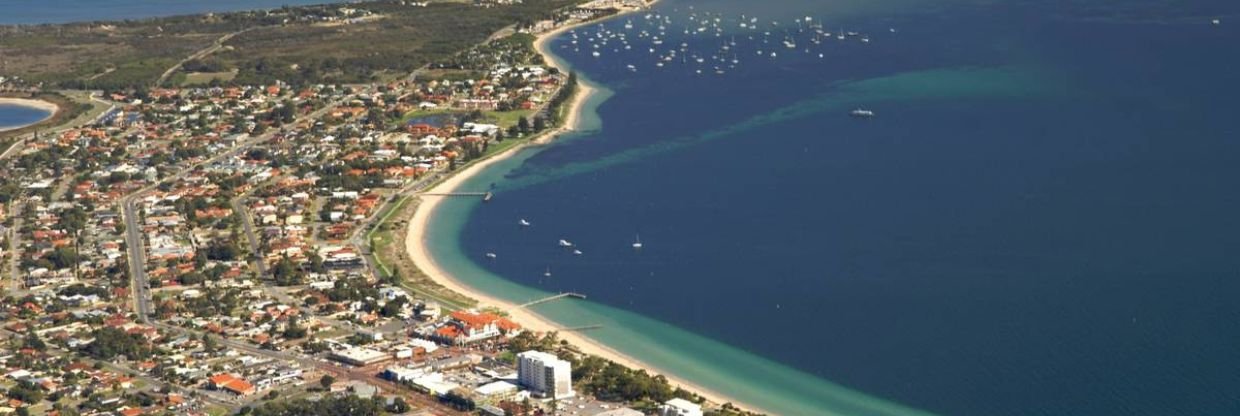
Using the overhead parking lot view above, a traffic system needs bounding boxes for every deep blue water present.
[446,0,1240,415]
[0,0,333,24]
[0,104,52,130]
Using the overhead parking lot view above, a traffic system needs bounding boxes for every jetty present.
[518,292,587,308]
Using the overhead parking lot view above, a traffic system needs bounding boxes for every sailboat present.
[632,234,643,250]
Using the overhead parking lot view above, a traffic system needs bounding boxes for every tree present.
[81,327,153,360]
[23,328,47,352]
[517,116,531,134]
[202,333,219,352]
[272,256,304,286]
[45,247,80,270]
[387,397,410,413]
[319,375,335,390]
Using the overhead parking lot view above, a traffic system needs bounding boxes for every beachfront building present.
[658,398,704,416]
[432,310,522,345]
[517,350,574,399]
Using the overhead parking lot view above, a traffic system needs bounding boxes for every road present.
[231,197,268,277]
[123,94,361,322]
[5,202,22,293]
[153,28,253,87]
[148,321,466,415]
[0,92,116,160]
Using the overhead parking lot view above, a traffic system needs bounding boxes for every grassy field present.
[368,194,476,311]
[483,109,535,129]
[181,70,239,86]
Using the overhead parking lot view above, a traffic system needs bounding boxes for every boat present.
[519,219,531,227]
[1213,18,1222,25]
[850,108,875,118]
[559,239,574,247]
[485,253,497,259]
[632,234,643,250]
[573,249,583,255]
[544,267,552,277]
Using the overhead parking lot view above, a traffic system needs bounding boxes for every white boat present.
[519,219,531,227]
[592,51,601,57]
[559,239,574,247]
[1213,18,1221,25]
[544,267,552,277]
[485,253,497,259]
[632,234,643,250]
[850,108,875,118]
[573,249,583,255]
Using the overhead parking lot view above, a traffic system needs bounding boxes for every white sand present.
[403,2,766,413]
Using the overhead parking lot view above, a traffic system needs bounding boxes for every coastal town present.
[0,0,763,416]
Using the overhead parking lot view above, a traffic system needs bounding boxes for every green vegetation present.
[81,327,154,360]
[242,394,385,416]
[0,0,585,89]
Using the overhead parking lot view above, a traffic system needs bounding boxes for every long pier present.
[518,292,586,308]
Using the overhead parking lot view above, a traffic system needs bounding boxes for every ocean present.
[429,0,1240,415]
[7,0,1240,415]
[0,0,331,24]
[0,104,52,130]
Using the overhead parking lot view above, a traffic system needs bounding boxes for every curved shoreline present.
[403,3,768,414]
[0,97,59,132]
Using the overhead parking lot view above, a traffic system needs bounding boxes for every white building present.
[516,351,573,399]
[658,398,704,416]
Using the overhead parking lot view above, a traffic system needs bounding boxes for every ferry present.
[850,108,876,118]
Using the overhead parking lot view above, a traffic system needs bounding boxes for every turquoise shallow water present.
[422,94,934,415]
[428,0,1240,415]
[422,32,939,413]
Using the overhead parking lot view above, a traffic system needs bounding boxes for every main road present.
[123,93,362,322]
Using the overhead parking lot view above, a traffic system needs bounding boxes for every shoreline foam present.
[402,2,769,413]
[0,97,59,132]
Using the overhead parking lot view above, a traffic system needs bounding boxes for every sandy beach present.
[0,97,59,132]
[402,2,765,414]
